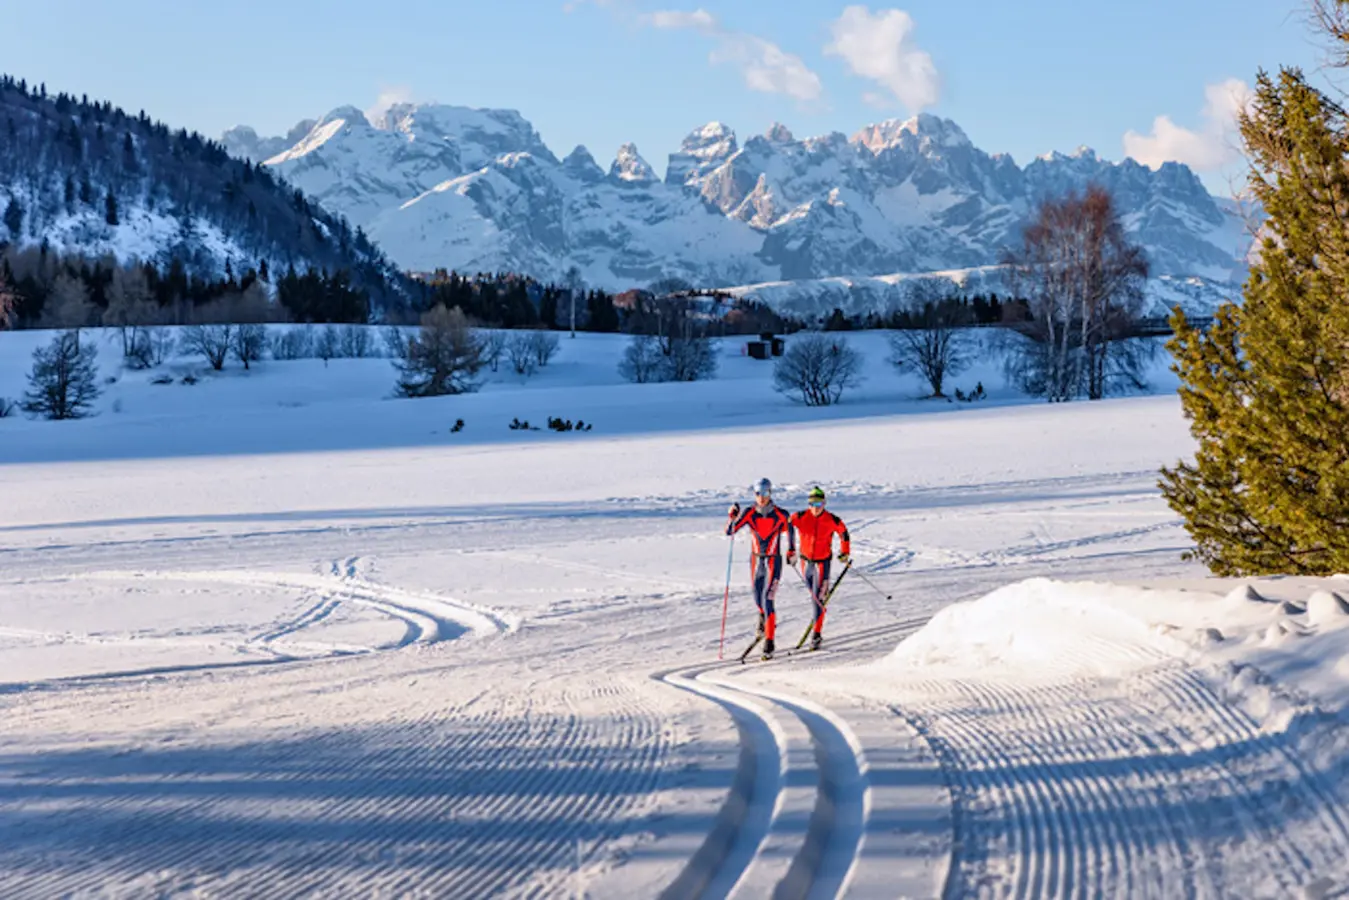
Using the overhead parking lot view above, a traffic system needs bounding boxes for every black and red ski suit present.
[727,504,794,642]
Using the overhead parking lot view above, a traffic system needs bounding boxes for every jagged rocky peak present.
[563,145,604,182]
[221,118,319,163]
[684,121,737,151]
[764,122,796,144]
[667,122,739,185]
[852,113,972,154]
[610,142,657,183]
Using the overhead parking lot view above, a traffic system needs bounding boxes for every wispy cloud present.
[824,6,939,111]
[642,7,823,102]
[365,86,415,125]
[1123,79,1254,172]
[575,3,823,103]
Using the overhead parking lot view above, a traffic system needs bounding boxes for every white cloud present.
[639,8,823,102]
[824,6,939,111]
[645,8,716,30]
[365,86,415,125]
[1123,79,1254,172]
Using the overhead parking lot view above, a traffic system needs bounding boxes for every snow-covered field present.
[1,328,1347,898]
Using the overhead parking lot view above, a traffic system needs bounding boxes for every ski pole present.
[795,560,852,649]
[718,534,735,659]
[853,569,893,600]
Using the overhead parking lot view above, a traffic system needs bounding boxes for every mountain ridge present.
[225,102,1251,301]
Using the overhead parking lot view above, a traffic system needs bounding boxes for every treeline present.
[0,73,409,311]
[0,243,371,328]
[407,269,793,336]
[820,293,1021,332]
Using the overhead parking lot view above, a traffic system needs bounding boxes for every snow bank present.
[884,576,1349,745]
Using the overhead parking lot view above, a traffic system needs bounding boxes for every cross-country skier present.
[727,477,794,660]
[787,486,851,651]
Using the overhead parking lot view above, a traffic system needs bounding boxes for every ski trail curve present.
[656,619,934,900]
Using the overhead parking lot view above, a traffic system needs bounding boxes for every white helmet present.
[753,477,772,498]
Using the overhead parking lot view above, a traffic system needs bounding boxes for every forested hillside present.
[0,74,410,320]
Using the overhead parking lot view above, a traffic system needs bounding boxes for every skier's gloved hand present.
[728,503,741,518]
[838,553,851,564]
[786,550,797,565]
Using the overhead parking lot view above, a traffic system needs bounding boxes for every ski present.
[795,560,853,649]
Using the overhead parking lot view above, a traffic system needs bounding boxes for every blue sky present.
[4,1,1325,193]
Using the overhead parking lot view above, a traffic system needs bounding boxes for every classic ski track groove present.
[655,615,932,900]
[70,564,515,652]
[1,677,671,899]
[894,633,1349,900]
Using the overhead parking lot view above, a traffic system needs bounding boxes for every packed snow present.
[1,326,1347,897]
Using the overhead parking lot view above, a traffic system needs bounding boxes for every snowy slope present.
[3,324,1349,897]
[241,105,1253,300]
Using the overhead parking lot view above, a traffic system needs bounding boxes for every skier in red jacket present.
[727,477,794,659]
[788,486,851,651]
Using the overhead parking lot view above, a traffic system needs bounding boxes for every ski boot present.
[761,638,775,661]
[809,632,823,652]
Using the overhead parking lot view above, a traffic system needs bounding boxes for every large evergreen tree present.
[1161,68,1349,575]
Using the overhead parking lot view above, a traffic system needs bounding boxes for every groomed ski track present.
[4,444,1349,896]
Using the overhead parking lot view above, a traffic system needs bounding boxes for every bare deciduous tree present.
[230,283,271,370]
[272,327,316,360]
[1001,185,1150,401]
[316,325,339,365]
[339,324,374,358]
[618,334,664,383]
[131,327,176,369]
[22,330,101,419]
[566,266,585,338]
[665,336,718,382]
[103,266,160,360]
[773,334,864,406]
[1311,0,1349,64]
[529,331,560,368]
[477,329,508,372]
[394,305,484,397]
[506,332,539,377]
[180,299,235,371]
[42,273,96,333]
[889,283,974,398]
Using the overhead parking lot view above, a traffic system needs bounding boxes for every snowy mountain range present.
[225,103,1254,310]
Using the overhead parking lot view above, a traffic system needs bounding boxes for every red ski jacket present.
[728,504,794,558]
[790,509,851,561]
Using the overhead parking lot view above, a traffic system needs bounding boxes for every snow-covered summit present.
[563,145,605,183]
[609,143,657,183]
[853,114,972,154]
